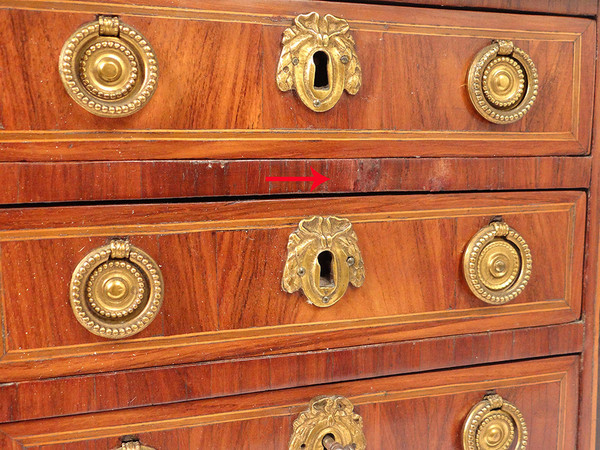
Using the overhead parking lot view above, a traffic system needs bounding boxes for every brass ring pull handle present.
[114,440,155,450]
[463,220,532,305]
[463,394,528,450]
[113,439,156,450]
[59,15,159,117]
[277,12,362,112]
[289,395,366,450]
[282,216,365,307]
[70,239,164,339]
[468,40,538,124]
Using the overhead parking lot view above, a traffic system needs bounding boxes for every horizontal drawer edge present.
[0,323,583,422]
[0,355,580,448]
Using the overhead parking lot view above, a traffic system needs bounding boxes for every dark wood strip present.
[0,0,593,24]
[0,157,591,205]
[577,11,600,450]
[0,356,579,448]
[0,322,583,423]
[342,0,597,17]
[0,138,589,161]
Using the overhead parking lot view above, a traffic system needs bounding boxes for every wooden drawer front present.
[332,0,598,16]
[0,191,584,381]
[0,1,594,161]
[0,356,579,449]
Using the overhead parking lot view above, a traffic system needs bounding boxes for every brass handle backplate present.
[59,15,158,117]
[463,220,532,305]
[282,216,365,307]
[289,395,366,450]
[463,394,528,450]
[70,239,164,339]
[277,12,362,112]
[113,439,155,450]
[468,40,538,124]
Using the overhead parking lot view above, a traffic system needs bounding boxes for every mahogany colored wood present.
[0,1,595,160]
[0,0,596,445]
[0,191,585,381]
[0,156,591,204]
[0,322,583,423]
[0,356,579,449]
[5,0,595,18]
[576,8,600,449]
[349,0,597,16]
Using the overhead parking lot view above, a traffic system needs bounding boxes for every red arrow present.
[266,167,330,192]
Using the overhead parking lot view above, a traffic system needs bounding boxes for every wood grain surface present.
[0,0,594,160]
[0,0,595,445]
[576,9,600,450]
[0,356,580,449]
[3,0,594,17]
[0,322,583,423]
[351,0,597,16]
[0,156,591,204]
[0,191,586,382]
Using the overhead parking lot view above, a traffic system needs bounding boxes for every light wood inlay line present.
[12,372,570,446]
[559,370,569,449]
[0,1,585,40]
[565,205,577,318]
[572,35,582,139]
[0,204,576,242]
[0,130,578,142]
[0,243,6,358]
[1,300,572,359]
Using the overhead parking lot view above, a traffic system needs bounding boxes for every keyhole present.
[313,51,329,89]
[318,251,334,288]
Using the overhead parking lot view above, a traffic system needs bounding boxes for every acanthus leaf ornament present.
[282,216,365,307]
[277,12,362,112]
[289,395,366,450]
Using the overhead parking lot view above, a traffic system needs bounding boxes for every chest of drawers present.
[0,0,598,449]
